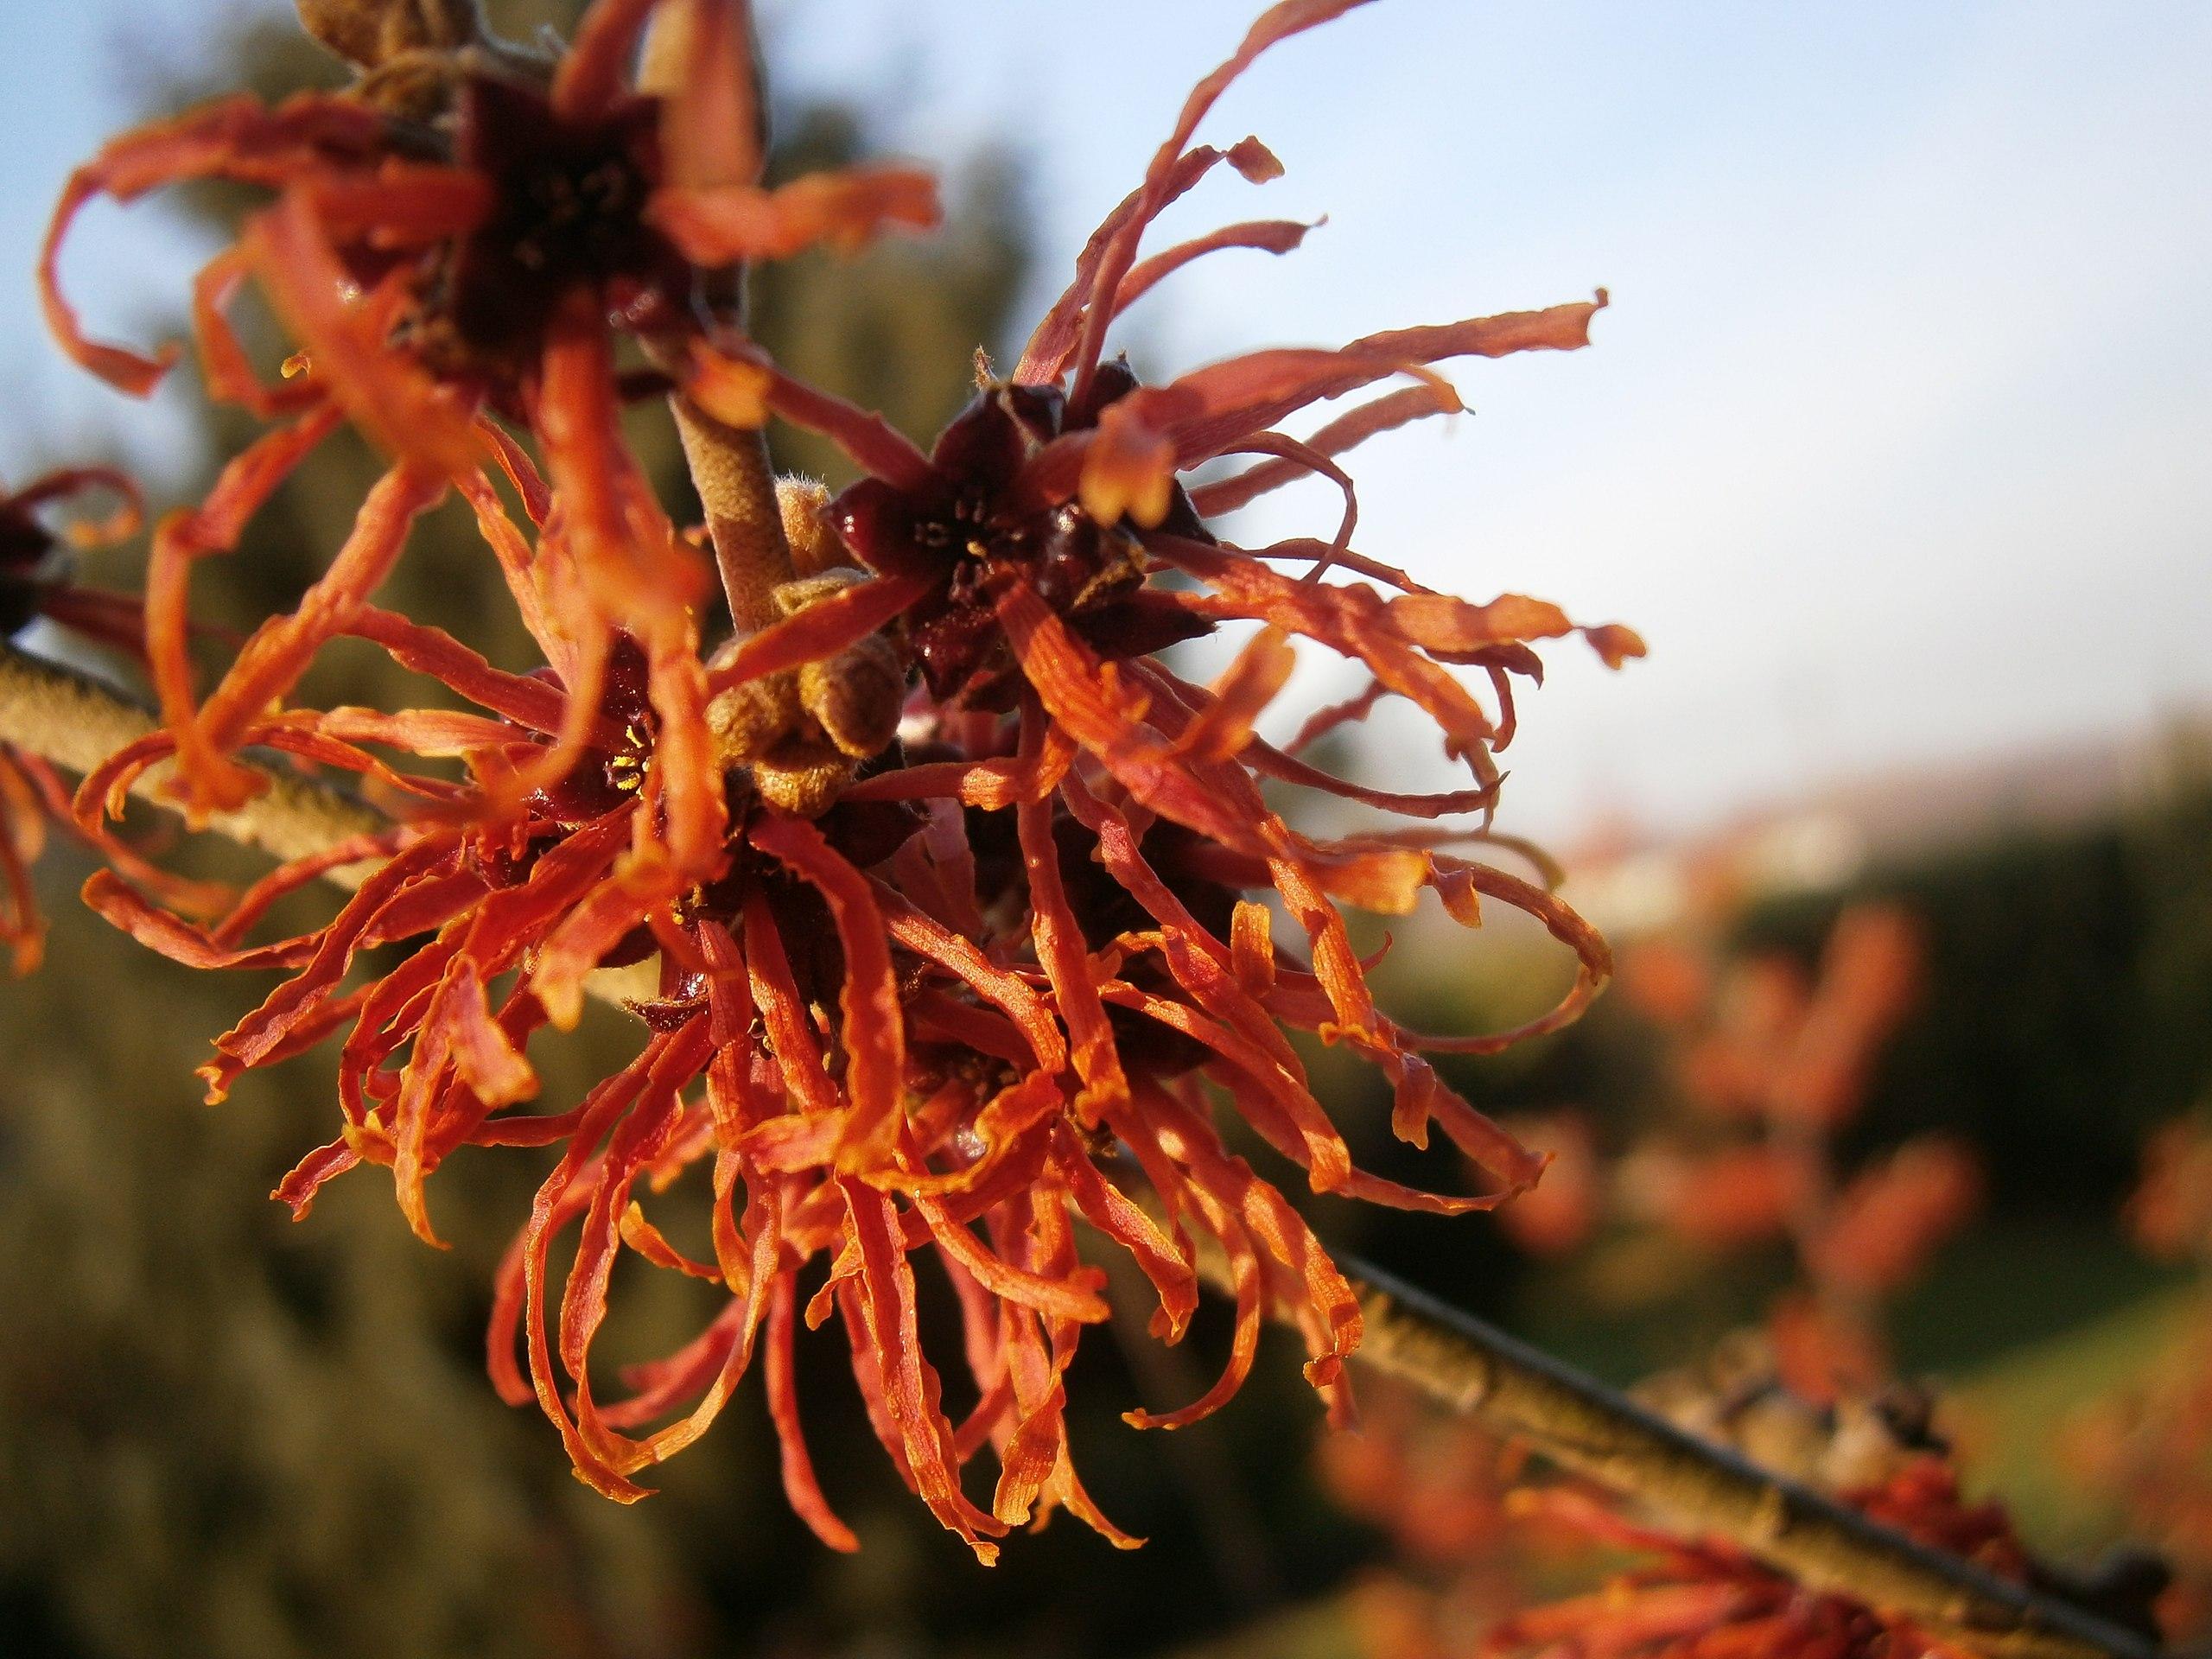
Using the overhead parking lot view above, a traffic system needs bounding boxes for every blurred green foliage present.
[1740,761,2212,1212]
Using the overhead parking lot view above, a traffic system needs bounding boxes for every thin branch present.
[0,642,385,881]
[1313,1253,2158,1659]
[668,393,795,633]
[0,643,2162,1659]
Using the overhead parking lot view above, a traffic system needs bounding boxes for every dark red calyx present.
[1068,588,1215,660]
[528,633,658,823]
[817,792,926,870]
[438,73,687,362]
[595,924,661,970]
[1066,356,1140,430]
[0,508,56,639]
[627,968,709,1030]
[828,382,1168,701]
[469,826,549,890]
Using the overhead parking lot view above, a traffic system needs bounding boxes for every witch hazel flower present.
[764,0,1642,1224]
[41,0,937,817]
[70,575,1130,1554]
[70,0,1642,1559]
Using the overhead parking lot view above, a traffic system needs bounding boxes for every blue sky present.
[5,1,2208,840]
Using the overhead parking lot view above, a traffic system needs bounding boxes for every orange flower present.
[70,598,979,1548]
[41,0,937,814]
[67,0,1640,1556]
[1496,1112,1602,1258]
[740,0,1636,1196]
[1627,1142,1811,1254]
[1770,907,1923,1129]
[73,594,1503,1550]
[2127,1115,2212,1262]
[1807,1135,1981,1302]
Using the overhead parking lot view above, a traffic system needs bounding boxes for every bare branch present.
[1319,1254,2159,1659]
[0,642,384,880]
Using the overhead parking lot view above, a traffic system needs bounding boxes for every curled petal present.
[552,0,664,119]
[1113,217,1319,321]
[41,93,391,391]
[1192,382,1462,518]
[1015,138,1276,386]
[704,569,928,695]
[839,1178,1007,1559]
[652,165,940,264]
[1065,0,1382,397]
[1090,295,1609,491]
[749,812,907,1168]
[246,193,483,474]
[766,1272,861,1550]
[182,461,448,810]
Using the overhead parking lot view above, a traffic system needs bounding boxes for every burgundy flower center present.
[0,509,56,639]
[437,74,687,362]
[831,382,1157,701]
[524,635,658,826]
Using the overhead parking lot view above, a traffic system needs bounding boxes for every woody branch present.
[1319,1255,2158,1659]
[0,643,2159,1659]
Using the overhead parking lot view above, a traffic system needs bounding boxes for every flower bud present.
[296,0,485,69]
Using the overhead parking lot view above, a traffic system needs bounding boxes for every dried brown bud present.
[800,632,905,760]
[768,569,862,616]
[768,567,907,759]
[775,476,840,577]
[703,667,798,766]
[296,0,486,69]
[704,563,905,810]
[753,738,850,817]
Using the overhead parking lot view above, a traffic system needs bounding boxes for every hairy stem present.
[0,642,384,880]
[669,395,793,634]
[0,646,2159,1659]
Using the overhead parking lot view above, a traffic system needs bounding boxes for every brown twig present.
[0,642,385,880]
[0,643,2161,1659]
[669,395,794,634]
[1313,1254,2158,1659]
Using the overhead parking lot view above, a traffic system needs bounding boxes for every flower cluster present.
[43,0,937,819]
[50,0,1642,1554]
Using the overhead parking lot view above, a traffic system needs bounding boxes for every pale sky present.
[6,1,2208,842]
